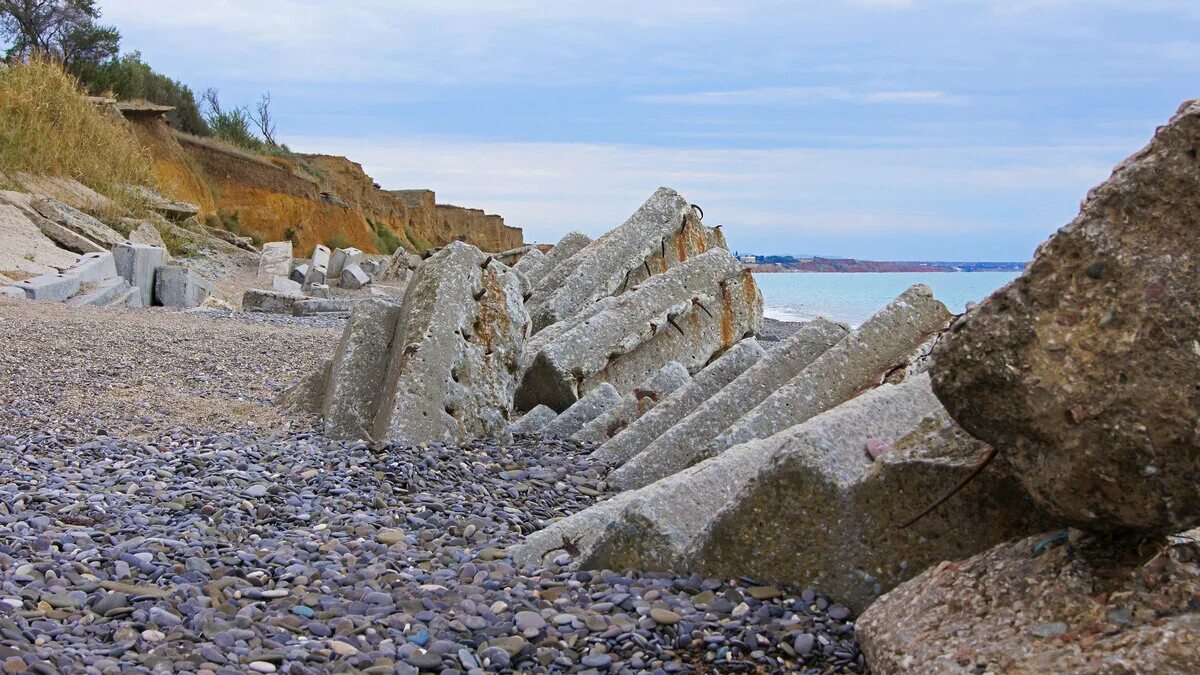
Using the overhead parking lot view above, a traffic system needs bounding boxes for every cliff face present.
[124,113,522,255]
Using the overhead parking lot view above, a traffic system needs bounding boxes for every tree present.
[200,87,263,150]
[250,92,277,146]
[0,0,120,71]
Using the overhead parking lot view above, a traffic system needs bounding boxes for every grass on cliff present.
[0,59,155,202]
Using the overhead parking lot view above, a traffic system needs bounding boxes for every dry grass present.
[0,58,156,205]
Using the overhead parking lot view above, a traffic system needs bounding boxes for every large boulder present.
[527,189,724,331]
[705,285,950,458]
[931,101,1200,537]
[572,361,691,444]
[858,530,1200,673]
[516,249,761,411]
[610,317,848,489]
[591,338,766,466]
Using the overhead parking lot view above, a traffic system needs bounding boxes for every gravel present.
[0,300,864,673]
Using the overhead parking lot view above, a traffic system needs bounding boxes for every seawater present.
[753,271,1021,328]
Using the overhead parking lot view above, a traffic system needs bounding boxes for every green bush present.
[78,52,209,135]
[324,233,351,251]
[368,218,405,255]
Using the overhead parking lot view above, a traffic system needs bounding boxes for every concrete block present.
[291,298,358,316]
[304,245,331,287]
[591,338,766,466]
[68,277,131,307]
[0,286,26,300]
[32,197,124,248]
[322,299,404,440]
[512,248,547,285]
[328,247,364,279]
[290,263,309,285]
[243,289,304,314]
[113,243,168,308]
[64,251,117,283]
[13,273,81,301]
[517,249,761,411]
[360,259,379,276]
[272,275,303,296]
[611,318,849,489]
[705,284,952,458]
[340,263,371,290]
[308,284,331,299]
[107,286,142,308]
[257,241,293,280]
[573,362,691,444]
[154,265,215,308]
[540,384,623,439]
[508,405,559,436]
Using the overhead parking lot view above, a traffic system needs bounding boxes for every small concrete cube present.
[308,284,331,299]
[272,275,303,296]
[154,265,215,308]
[65,251,118,283]
[13,273,81,301]
[328,247,364,278]
[304,245,331,287]
[113,243,168,307]
[290,263,309,285]
[340,263,371,290]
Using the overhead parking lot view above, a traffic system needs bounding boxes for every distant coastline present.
[740,256,1026,274]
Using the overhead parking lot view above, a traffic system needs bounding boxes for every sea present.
[754,271,1021,328]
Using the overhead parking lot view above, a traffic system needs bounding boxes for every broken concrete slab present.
[511,247,547,285]
[540,384,623,439]
[32,197,124,249]
[308,284,331,299]
[371,242,531,444]
[289,263,309,285]
[292,298,357,316]
[573,362,691,444]
[113,243,168,308]
[303,245,331,287]
[64,251,117,284]
[125,220,167,248]
[379,250,421,282]
[13,273,81,301]
[340,263,371,290]
[124,185,200,222]
[68,277,131,307]
[705,284,951,459]
[611,318,849,489]
[508,405,559,436]
[591,338,766,466]
[243,289,305,314]
[0,203,79,274]
[517,249,761,411]
[0,286,25,300]
[322,299,404,440]
[272,275,302,295]
[257,241,293,280]
[527,231,592,299]
[328,247,364,279]
[154,265,215,308]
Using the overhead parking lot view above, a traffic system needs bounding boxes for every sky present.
[100,0,1200,261]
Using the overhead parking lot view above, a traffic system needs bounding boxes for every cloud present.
[634,86,963,106]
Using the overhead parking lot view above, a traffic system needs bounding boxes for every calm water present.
[754,271,1021,327]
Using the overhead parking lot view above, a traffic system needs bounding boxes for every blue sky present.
[102,1,1200,260]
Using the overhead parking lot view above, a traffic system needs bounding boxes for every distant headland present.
[737,254,1026,273]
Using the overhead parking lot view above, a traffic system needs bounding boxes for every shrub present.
[368,217,405,255]
[324,233,351,251]
[0,57,155,203]
[78,51,208,135]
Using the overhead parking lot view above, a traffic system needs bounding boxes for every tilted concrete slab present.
[322,299,404,440]
[0,203,80,274]
[508,405,559,436]
[340,263,371,289]
[573,361,691,444]
[516,249,761,410]
[154,265,215,308]
[540,384,622,439]
[611,318,849,489]
[13,273,81,301]
[64,251,117,283]
[705,284,951,459]
[68,277,131,307]
[303,245,331,287]
[113,243,168,308]
[511,247,547,286]
[243,289,304,314]
[289,264,309,285]
[526,231,592,308]
[0,286,26,300]
[32,197,124,249]
[591,338,766,466]
[257,241,293,280]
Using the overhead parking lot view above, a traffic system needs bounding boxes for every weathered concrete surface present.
[528,189,722,331]
[0,190,105,256]
[508,404,559,436]
[113,243,168,308]
[706,284,950,458]
[68,278,131,307]
[573,362,691,444]
[12,273,80,301]
[0,203,79,274]
[256,241,293,280]
[321,299,403,440]
[32,197,124,249]
[243,289,305,314]
[591,338,766,466]
[511,247,547,285]
[292,298,356,316]
[271,275,302,295]
[0,286,25,299]
[931,102,1200,537]
[526,231,592,305]
[328,247,364,279]
[611,318,848,489]
[307,284,331,300]
[517,249,762,410]
[340,263,371,289]
[64,252,117,283]
[303,245,331,287]
[289,264,309,285]
[154,265,215,308]
[380,250,421,282]
[278,360,333,418]
[540,384,622,439]
[858,530,1200,674]
[495,244,537,267]
[372,242,531,444]
[126,220,167,249]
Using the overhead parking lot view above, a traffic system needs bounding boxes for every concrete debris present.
[328,247,364,279]
[12,273,81,301]
[611,318,849,489]
[289,264,309,285]
[303,245,331,287]
[307,284,331,299]
[32,197,124,249]
[516,249,762,411]
[511,247,547,285]
[125,220,167,249]
[68,277,131,307]
[321,299,404,439]
[124,185,200,222]
[572,362,692,444]
[507,405,559,436]
[154,265,216,308]
[64,252,117,283]
[272,275,302,295]
[243,289,306,315]
[340,263,371,290]
[704,284,950,459]
[257,241,293,280]
[540,384,623,439]
[113,243,168,308]
[527,231,592,301]
[0,203,80,274]
[591,338,766,466]
[291,298,357,316]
